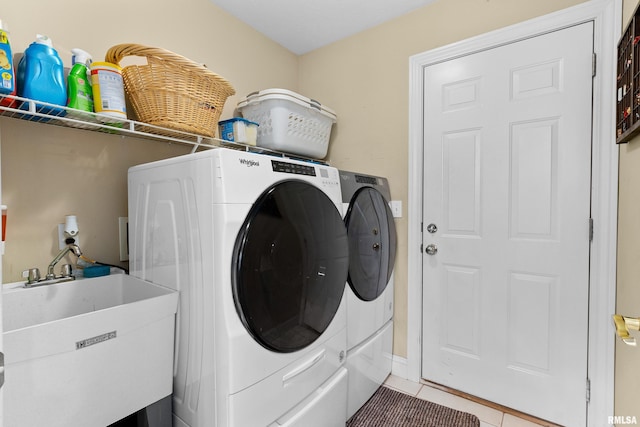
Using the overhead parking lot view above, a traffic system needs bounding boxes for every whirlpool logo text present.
[239,158,260,167]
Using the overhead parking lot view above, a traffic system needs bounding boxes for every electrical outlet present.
[58,223,79,249]
[118,217,129,261]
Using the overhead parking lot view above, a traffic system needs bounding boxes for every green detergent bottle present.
[67,48,93,112]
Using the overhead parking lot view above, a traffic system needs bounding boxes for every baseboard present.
[391,355,408,379]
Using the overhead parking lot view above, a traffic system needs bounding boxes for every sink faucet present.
[46,241,82,280]
[23,216,85,287]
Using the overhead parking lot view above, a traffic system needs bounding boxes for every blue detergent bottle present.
[17,34,66,116]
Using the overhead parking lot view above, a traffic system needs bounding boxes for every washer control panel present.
[355,174,379,185]
[271,160,316,176]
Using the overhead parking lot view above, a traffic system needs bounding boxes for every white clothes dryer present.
[128,148,350,427]
[339,170,397,419]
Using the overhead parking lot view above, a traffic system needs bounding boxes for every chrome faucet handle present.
[61,264,72,277]
[21,267,41,285]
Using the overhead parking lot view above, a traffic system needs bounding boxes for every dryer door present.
[345,187,397,301]
[232,180,349,353]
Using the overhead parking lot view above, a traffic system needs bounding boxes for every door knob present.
[425,244,438,255]
[613,314,640,346]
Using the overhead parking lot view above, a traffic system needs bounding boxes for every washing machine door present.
[232,180,349,353]
[345,187,397,302]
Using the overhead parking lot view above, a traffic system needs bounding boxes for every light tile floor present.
[383,375,552,427]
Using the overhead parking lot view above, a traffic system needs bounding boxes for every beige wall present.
[298,0,587,358]
[5,0,632,416]
[617,0,640,420]
[0,0,298,282]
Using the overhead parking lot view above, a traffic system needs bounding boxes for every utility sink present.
[2,274,178,427]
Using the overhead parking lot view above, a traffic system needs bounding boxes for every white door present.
[421,22,593,426]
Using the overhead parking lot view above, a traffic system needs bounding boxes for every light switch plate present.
[390,200,402,218]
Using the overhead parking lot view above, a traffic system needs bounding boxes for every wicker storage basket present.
[105,44,235,137]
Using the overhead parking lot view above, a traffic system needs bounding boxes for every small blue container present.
[17,35,66,116]
[83,265,111,278]
[218,117,259,145]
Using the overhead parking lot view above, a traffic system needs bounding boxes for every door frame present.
[406,0,620,424]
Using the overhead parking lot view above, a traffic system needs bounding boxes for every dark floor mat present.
[347,386,481,427]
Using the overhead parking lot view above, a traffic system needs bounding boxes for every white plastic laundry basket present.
[237,88,337,159]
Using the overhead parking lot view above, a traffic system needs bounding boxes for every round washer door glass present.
[233,180,349,353]
[345,187,397,301]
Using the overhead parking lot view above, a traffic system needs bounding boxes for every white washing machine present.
[339,170,397,419]
[128,148,350,427]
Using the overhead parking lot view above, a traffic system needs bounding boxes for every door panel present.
[421,22,593,426]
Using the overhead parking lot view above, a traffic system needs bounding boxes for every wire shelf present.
[0,94,328,164]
